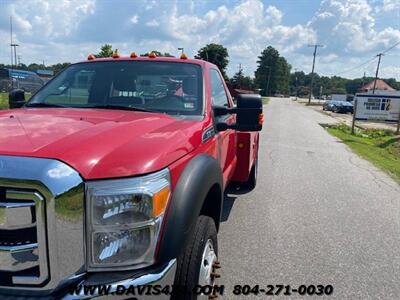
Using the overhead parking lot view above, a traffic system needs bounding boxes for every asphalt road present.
[218,97,400,299]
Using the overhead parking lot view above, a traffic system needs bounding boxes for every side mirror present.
[213,94,263,132]
[9,89,26,109]
[235,94,263,131]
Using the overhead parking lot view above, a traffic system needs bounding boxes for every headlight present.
[86,168,171,270]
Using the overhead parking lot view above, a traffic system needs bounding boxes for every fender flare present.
[157,154,223,262]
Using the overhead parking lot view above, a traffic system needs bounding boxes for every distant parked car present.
[346,95,354,102]
[323,100,353,113]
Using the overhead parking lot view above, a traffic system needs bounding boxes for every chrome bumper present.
[64,259,177,300]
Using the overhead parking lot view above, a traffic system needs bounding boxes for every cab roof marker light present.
[130,52,138,58]
[148,52,157,58]
[87,54,96,60]
[112,50,120,59]
[180,53,188,59]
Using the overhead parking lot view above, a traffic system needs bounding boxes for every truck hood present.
[0,108,204,179]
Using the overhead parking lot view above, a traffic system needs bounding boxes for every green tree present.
[383,78,400,90]
[96,44,114,58]
[230,68,244,88]
[254,46,291,96]
[195,43,229,79]
[230,68,255,90]
[50,63,71,75]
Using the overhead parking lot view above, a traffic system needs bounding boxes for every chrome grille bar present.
[0,243,38,253]
[0,201,35,208]
[0,188,48,286]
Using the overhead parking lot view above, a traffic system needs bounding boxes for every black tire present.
[333,106,340,113]
[173,216,218,300]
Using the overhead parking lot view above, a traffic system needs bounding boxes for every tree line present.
[1,43,399,96]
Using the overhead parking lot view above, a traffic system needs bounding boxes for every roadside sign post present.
[397,106,400,135]
[351,99,357,135]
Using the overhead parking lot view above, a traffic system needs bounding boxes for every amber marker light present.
[258,113,264,125]
[148,52,157,58]
[180,53,188,59]
[112,50,120,59]
[130,52,138,58]
[87,54,95,60]
[153,187,171,217]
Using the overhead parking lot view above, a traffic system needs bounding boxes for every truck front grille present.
[0,187,49,287]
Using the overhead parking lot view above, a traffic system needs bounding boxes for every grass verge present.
[0,92,32,109]
[326,124,400,182]
[0,92,8,109]
[262,97,269,105]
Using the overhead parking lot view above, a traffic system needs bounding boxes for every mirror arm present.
[213,106,238,116]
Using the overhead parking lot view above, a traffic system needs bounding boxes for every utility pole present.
[294,68,298,100]
[10,16,19,70]
[308,44,324,104]
[372,53,383,94]
[17,55,21,66]
[178,47,184,55]
[10,16,14,89]
[10,16,13,67]
[11,43,19,69]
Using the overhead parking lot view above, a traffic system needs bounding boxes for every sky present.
[0,0,399,80]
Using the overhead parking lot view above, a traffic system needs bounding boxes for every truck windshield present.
[28,61,203,115]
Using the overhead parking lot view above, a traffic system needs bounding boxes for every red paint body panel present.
[0,108,203,179]
[0,57,259,186]
[231,132,258,182]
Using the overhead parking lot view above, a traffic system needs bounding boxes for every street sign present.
[354,93,400,123]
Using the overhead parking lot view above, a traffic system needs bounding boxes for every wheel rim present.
[198,239,217,288]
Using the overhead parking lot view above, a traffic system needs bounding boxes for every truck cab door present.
[209,69,237,185]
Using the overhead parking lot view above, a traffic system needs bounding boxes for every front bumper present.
[64,259,177,300]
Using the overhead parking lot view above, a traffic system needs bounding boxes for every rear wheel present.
[173,216,219,300]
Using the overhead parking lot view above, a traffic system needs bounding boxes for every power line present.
[332,56,377,77]
[382,40,400,54]
[330,40,400,77]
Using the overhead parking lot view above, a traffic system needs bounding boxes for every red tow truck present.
[0,53,262,299]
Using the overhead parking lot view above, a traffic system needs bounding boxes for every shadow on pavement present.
[221,193,236,222]
[221,184,252,222]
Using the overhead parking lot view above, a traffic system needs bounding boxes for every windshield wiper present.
[26,102,67,108]
[85,104,154,113]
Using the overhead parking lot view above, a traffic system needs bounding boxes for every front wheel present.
[173,216,219,300]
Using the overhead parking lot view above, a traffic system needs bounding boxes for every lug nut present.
[213,262,221,269]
